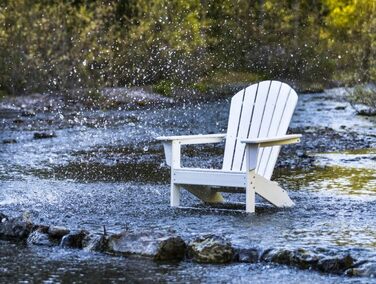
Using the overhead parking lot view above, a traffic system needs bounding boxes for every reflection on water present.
[278,149,376,197]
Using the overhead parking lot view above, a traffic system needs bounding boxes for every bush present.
[348,86,376,109]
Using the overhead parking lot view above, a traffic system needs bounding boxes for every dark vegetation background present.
[0,0,374,97]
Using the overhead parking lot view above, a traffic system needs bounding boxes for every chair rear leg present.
[254,174,294,207]
[184,185,225,204]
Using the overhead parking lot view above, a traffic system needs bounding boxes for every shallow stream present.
[0,88,375,283]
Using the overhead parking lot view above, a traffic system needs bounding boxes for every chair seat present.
[173,168,247,187]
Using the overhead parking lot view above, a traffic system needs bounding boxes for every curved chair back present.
[222,80,298,179]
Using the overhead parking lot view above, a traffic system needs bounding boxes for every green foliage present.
[192,82,209,93]
[348,86,376,109]
[0,0,374,96]
[0,89,8,100]
[200,70,265,86]
[322,0,376,83]
[153,80,174,96]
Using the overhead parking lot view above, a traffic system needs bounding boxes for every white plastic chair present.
[157,80,301,213]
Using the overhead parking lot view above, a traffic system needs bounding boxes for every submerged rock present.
[0,216,33,240]
[48,226,70,240]
[351,103,376,116]
[21,110,36,117]
[2,139,17,144]
[261,248,355,274]
[345,261,376,277]
[13,118,24,124]
[27,230,54,247]
[82,234,109,253]
[187,235,234,264]
[33,132,57,139]
[236,248,260,263]
[156,235,186,261]
[107,230,186,261]
[261,248,321,270]
[60,230,89,249]
[334,105,347,110]
[317,254,355,274]
[357,108,376,116]
[0,213,8,222]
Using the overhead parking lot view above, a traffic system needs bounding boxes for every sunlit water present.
[0,89,375,282]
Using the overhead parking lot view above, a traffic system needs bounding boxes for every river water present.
[0,88,375,283]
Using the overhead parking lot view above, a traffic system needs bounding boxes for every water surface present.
[0,89,375,282]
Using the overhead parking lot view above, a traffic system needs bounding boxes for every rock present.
[82,234,109,253]
[60,230,89,249]
[33,132,57,139]
[187,234,234,264]
[0,217,33,240]
[155,235,186,261]
[261,248,321,270]
[357,108,376,116]
[27,229,54,247]
[352,103,376,116]
[345,261,376,277]
[32,224,49,233]
[21,110,36,117]
[0,213,8,222]
[3,139,17,144]
[261,248,292,264]
[48,226,70,240]
[107,230,186,261]
[236,248,259,263]
[13,119,24,124]
[335,105,347,110]
[317,254,355,274]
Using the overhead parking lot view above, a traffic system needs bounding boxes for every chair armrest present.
[157,134,226,167]
[156,133,226,145]
[241,134,302,147]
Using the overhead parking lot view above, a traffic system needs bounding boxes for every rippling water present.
[0,89,375,282]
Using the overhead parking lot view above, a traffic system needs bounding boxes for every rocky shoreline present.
[0,212,374,278]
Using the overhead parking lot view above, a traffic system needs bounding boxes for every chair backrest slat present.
[222,89,246,171]
[230,83,258,170]
[222,80,298,180]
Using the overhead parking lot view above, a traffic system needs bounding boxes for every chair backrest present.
[222,80,298,179]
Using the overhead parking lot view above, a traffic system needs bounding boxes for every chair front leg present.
[245,144,260,213]
[171,183,181,207]
[170,141,182,207]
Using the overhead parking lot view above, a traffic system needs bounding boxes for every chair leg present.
[184,185,225,204]
[254,174,294,207]
[170,182,181,207]
[246,170,256,213]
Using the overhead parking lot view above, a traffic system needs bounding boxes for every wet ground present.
[0,87,375,282]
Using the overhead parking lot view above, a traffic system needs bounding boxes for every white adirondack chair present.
[157,80,301,213]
